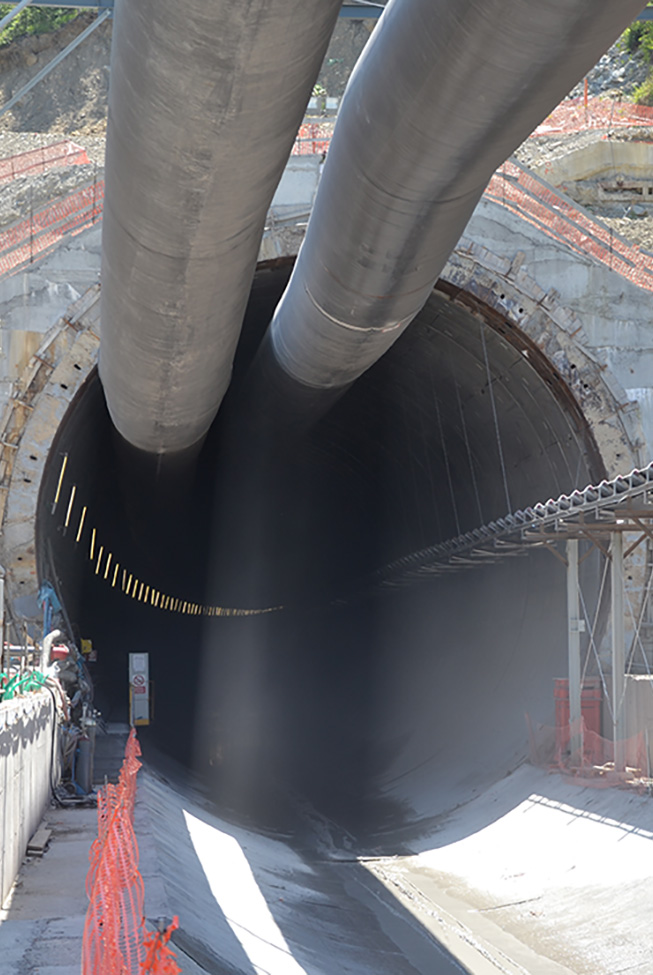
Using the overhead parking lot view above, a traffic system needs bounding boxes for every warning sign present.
[129,652,150,726]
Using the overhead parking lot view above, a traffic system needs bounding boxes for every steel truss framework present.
[375,462,653,587]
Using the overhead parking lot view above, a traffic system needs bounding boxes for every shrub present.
[623,22,647,55]
[634,72,653,106]
[0,6,79,48]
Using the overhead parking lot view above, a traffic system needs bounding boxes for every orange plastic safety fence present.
[142,917,182,975]
[82,729,182,975]
[534,96,653,137]
[485,160,653,293]
[3,100,652,294]
[0,140,90,185]
[291,121,332,156]
[527,713,649,791]
[0,180,104,279]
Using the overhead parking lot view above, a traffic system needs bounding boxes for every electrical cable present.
[432,380,461,537]
[44,683,66,809]
[452,361,484,525]
[480,320,512,513]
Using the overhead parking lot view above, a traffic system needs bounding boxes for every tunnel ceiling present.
[35,265,606,836]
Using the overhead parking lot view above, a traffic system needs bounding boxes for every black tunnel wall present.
[37,263,605,839]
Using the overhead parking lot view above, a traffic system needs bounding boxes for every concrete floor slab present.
[5,761,653,974]
[374,764,653,975]
[0,803,94,975]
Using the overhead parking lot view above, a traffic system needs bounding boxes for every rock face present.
[567,39,649,99]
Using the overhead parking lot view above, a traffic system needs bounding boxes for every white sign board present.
[129,652,150,726]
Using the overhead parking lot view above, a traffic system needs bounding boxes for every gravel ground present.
[0,13,111,139]
[318,19,375,97]
[515,125,653,170]
[0,163,101,230]
[0,130,105,166]
[595,212,653,253]
[514,124,653,252]
[0,14,374,174]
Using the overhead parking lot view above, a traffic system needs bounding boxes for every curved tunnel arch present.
[1,257,639,839]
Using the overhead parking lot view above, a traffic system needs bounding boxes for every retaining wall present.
[0,690,58,906]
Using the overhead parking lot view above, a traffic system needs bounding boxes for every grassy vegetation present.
[623,22,653,60]
[622,11,653,106]
[0,5,79,48]
[634,75,653,106]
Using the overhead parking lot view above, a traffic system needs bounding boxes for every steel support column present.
[612,531,626,771]
[567,538,582,757]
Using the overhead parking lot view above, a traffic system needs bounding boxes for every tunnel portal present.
[37,264,605,839]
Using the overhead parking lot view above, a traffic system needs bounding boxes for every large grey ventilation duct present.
[99,0,342,454]
[256,0,644,407]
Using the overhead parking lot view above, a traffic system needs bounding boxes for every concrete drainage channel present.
[3,747,653,974]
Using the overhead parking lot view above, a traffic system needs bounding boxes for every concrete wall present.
[534,140,653,184]
[0,690,57,906]
[461,195,652,463]
[0,226,102,408]
[269,154,320,216]
[0,159,322,412]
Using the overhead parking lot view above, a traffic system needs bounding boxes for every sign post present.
[129,652,150,727]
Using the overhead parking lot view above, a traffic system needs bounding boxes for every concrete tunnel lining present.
[25,261,619,840]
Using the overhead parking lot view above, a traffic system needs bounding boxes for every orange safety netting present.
[0,140,90,185]
[485,160,653,293]
[527,713,650,790]
[82,729,182,975]
[142,918,182,975]
[0,180,104,278]
[3,102,653,294]
[533,96,653,137]
[291,122,332,156]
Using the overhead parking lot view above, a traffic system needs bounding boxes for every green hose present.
[1,670,48,701]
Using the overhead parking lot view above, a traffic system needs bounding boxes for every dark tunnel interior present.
[36,262,606,843]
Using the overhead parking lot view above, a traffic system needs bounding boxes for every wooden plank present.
[27,825,52,856]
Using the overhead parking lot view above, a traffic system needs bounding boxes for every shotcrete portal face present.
[38,265,604,840]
